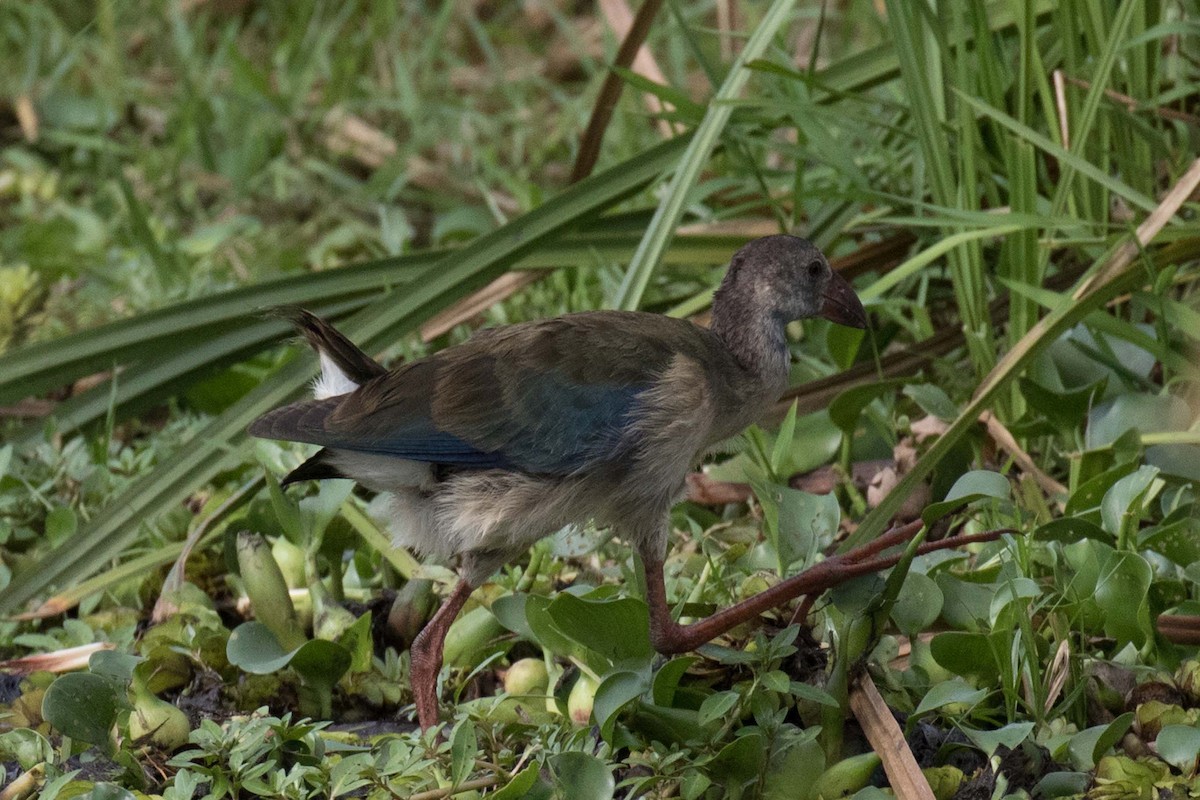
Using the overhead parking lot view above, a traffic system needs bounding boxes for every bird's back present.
[249,310,764,478]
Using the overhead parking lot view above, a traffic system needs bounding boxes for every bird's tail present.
[272,307,386,398]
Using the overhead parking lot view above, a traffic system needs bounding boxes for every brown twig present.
[849,674,936,800]
[979,411,1068,498]
[572,0,669,183]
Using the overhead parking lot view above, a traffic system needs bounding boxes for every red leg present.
[643,519,993,654]
[410,579,473,730]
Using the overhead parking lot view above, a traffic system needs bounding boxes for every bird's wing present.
[250,313,712,475]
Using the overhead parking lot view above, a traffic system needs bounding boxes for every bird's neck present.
[710,298,791,394]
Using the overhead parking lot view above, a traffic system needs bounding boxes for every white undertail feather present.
[312,351,360,399]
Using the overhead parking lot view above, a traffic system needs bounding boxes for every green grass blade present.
[0,137,690,613]
[612,0,798,310]
[841,159,1200,551]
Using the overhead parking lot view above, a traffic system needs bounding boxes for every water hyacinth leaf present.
[41,673,121,750]
[491,593,536,642]
[524,595,591,665]
[651,656,698,706]
[88,650,142,686]
[988,578,1041,627]
[1087,393,1192,450]
[903,383,959,421]
[891,571,943,634]
[776,487,840,573]
[337,611,374,673]
[960,722,1035,758]
[935,575,994,630]
[706,731,767,793]
[1100,465,1161,537]
[594,670,650,741]
[1032,772,1092,798]
[550,752,615,800]
[226,621,298,674]
[828,378,909,434]
[1066,713,1133,770]
[1018,377,1107,432]
[0,729,53,771]
[1064,460,1141,519]
[762,738,824,800]
[913,678,986,717]
[922,470,1011,523]
[490,765,545,800]
[545,592,653,669]
[1094,551,1153,647]
[1141,517,1200,567]
[299,479,357,542]
[1155,725,1200,772]
[288,639,352,687]
[1033,517,1112,546]
[930,632,997,680]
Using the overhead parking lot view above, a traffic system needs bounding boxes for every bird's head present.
[716,235,868,329]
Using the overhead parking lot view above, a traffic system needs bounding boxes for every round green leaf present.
[594,670,650,742]
[290,639,353,688]
[227,621,298,674]
[1155,725,1200,771]
[891,572,943,633]
[707,732,767,789]
[923,470,1011,523]
[41,673,121,749]
[913,678,985,717]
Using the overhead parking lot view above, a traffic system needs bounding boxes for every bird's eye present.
[807,260,823,278]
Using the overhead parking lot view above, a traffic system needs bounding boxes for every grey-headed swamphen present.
[249,234,868,729]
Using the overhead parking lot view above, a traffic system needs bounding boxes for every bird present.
[248,234,868,729]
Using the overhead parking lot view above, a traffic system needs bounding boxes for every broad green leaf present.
[903,383,959,422]
[226,621,297,674]
[891,572,943,634]
[934,575,994,630]
[913,678,985,717]
[930,631,999,681]
[763,738,824,800]
[1155,725,1200,771]
[490,766,543,800]
[88,650,142,686]
[550,752,615,800]
[1099,465,1160,537]
[41,673,121,749]
[706,732,767,794]
[776,487,840,573]
[545,592,653,670]
[988,578,1041,627]
[1066,713,1133,770]
[960,722,1035,757]
[1142,518,1200,566]
[1094,551,1153,647]
[1033,517,1112,546]
[922,470,1011,523]
[651,656,698,706]
[827,378,908,434]
[594,670,650,742]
